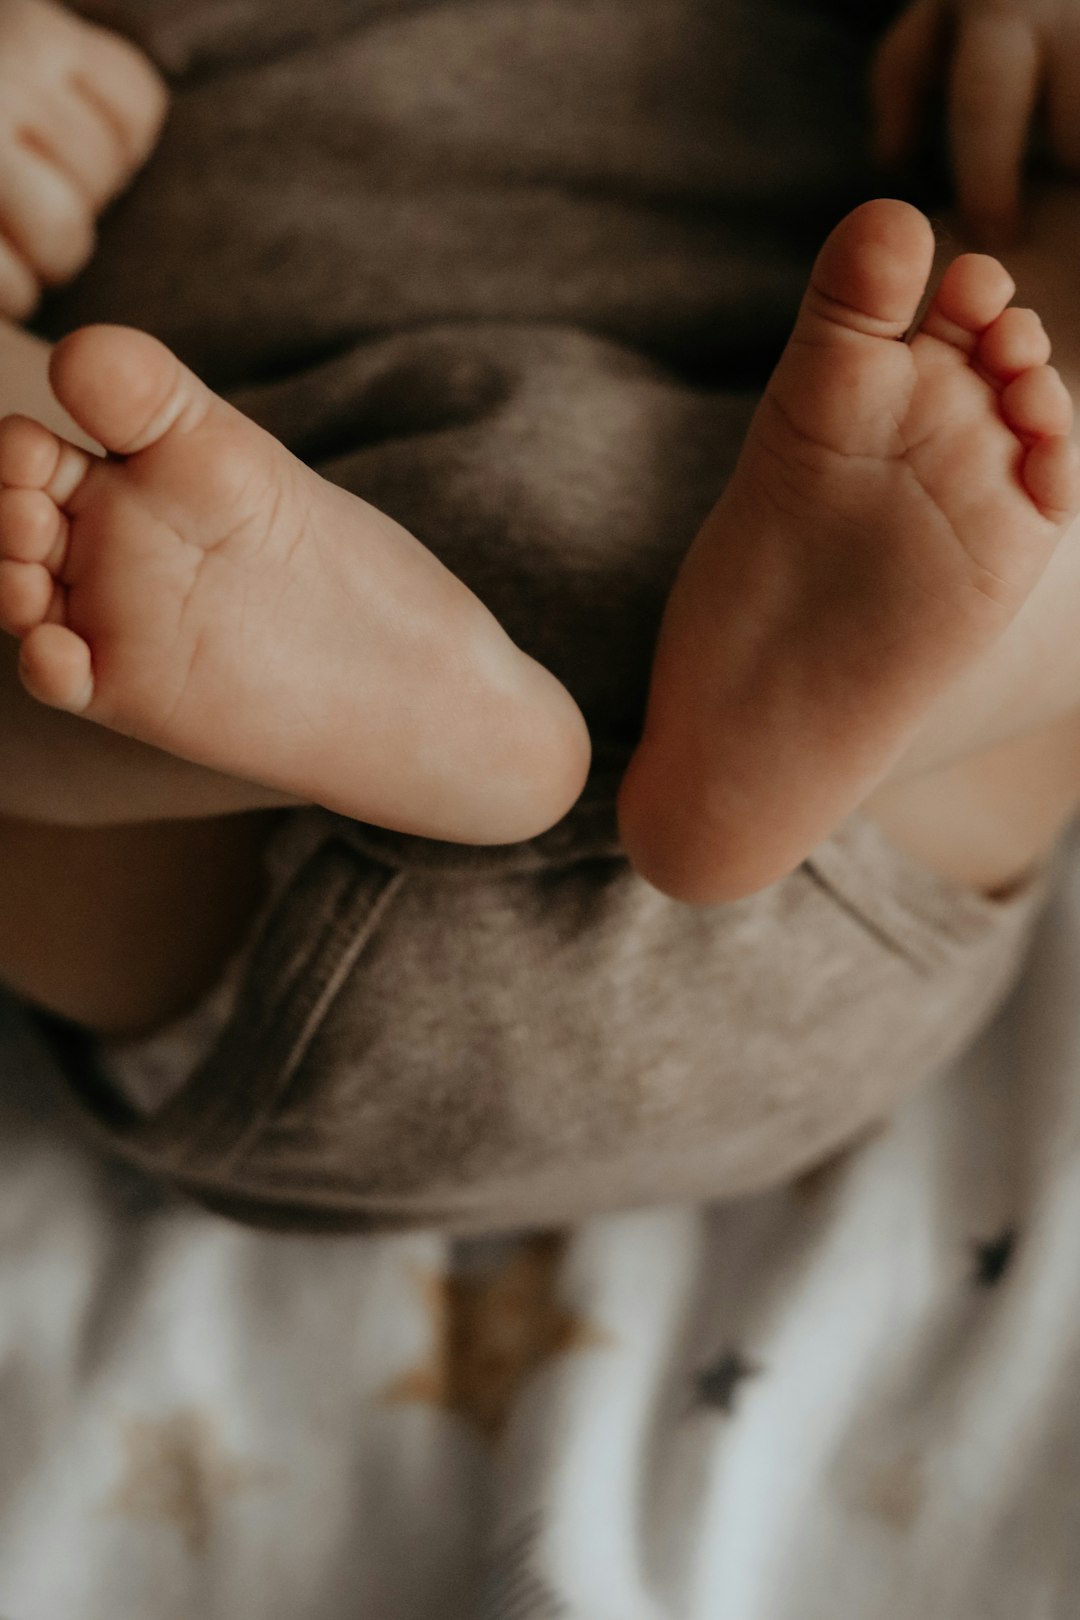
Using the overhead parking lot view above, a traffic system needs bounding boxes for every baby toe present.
[0,488,66,566]
[1001,366,1074,441]
[920,253,1015,351]
[41,439,94,506]
[0,557,57,635]
[1022,437,1080,522]
[0,414,61,489]
[18,623,92,713]
[803,199,935,339]
[976,307,1052,383]
[49,325,207,457]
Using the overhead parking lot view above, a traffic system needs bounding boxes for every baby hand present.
[0,0,167,319]
[872,0,1080,244]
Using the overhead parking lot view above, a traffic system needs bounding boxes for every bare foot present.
[618,198,1080,902]
[0,326,590,844]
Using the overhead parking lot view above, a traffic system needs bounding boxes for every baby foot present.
[0,326,590,843]
[618,198,1080,902]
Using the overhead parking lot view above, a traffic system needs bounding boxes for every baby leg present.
[0,326,590,844]
[0,319,297,824]
[619,199,1079,902]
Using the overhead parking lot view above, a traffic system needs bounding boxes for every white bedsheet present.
[2,855,1079,1620]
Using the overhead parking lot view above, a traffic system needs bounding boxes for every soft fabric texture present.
[5,8,1077,1613]
[34,0,1041,1231]
[77,809,1044,1232]
[3,850,1080,1619]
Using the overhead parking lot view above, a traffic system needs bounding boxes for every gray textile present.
[43,0,1036,1234]
[72,812,1044,1233]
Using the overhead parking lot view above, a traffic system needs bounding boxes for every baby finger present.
[0,145,94,284]
[948,8,1041,242]
[0,230,39,319]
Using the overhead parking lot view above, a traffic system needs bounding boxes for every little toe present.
[49,325,210,457]
[0,415,63,489]
[1001,366,1074,442]
[1022,436,1080,521]
[920,254,1016,351]
[0,558,58,635]
[803,198,936,339]
[0,488,67,567]
[976,308,1052,383]
[18,623,92,712]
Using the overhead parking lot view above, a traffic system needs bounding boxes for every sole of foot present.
[618,198,1080,902]
[0,326,590,844]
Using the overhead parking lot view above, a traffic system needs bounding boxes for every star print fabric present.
[3,849,1080,1617]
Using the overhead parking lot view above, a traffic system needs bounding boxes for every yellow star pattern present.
[104,1406,275,1554]
[382,1234,608,1442]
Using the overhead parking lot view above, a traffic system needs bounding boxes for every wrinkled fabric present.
[77,810,1045,1232]
[3,851,1080,1619]
[36,0,1030,1230]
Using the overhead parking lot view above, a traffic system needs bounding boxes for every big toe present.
[805,198,936,339]
[48,326,207,458]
